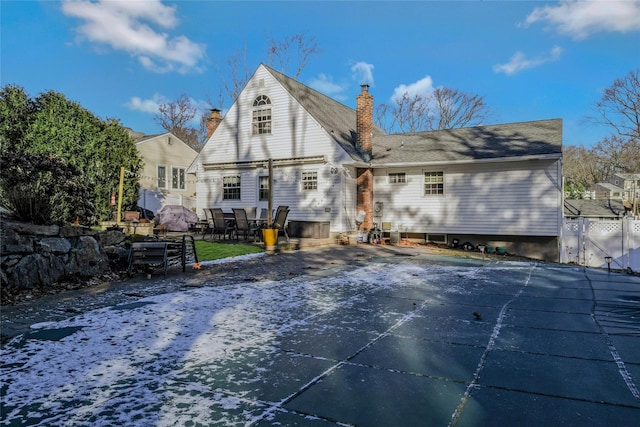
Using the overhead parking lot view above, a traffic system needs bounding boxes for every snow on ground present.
[0,258,536,426]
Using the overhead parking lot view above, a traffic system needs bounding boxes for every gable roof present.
[371,118,562,166]
[197,64,563,169]
[134,133,163,143]
[612,173,640,181]
[592,182,624,192]
[133,131,198,155]
[564,199,625,218]
[263,64,386,162]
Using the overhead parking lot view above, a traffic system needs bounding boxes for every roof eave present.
[346,152,562,169]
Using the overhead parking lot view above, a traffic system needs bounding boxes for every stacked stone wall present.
[1,220,128,303]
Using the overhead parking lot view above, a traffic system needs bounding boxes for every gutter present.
[348,153,562,169]
[202,155,327,170]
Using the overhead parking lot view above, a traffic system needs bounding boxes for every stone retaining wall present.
[1,220,129,302]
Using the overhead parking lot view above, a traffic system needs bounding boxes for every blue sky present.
[2,1,639,147]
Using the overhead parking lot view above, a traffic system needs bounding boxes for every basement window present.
[425,233,447,244]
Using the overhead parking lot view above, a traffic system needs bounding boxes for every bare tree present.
[220,46,251,103]
[593,135,640,175]
[374,103,394,134]
[392,92,432,133]
[562,145,602,189]
[219,33,321,103]
[588,68,640,140]
[154,94,206,152]
[267,32,321,79]
[375,88,490,133]
[431,88,490,130]
[562,137,640,198]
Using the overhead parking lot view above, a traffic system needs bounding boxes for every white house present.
[131,131,198,215]
[192,64,563,261]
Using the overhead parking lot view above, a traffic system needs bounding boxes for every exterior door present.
[256,175,270,219]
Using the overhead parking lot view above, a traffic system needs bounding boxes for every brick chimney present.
[206,108,222,139]
[356,84,373,161]
[355,84,374,231]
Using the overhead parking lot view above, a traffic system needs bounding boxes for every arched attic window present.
[252,95,272,135]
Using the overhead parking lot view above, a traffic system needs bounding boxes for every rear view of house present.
[192,64,563,261]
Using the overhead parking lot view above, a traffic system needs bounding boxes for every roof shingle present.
[264,64,562,166]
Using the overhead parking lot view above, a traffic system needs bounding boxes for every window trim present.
[171,166,186,191]
[223,175,241,200]
[258,175,269,201]
[301,170,318,191]
[252,95,272,135]
[423,171,445,196]
[157,165,167,189]
[388,172,406,184]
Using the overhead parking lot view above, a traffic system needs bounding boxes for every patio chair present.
[272,206,290,241]
[202,208,214,239]
[207,208,234,240]
[233,208,260,242]
[244,207,257,220]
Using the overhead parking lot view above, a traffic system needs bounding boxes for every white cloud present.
[126,94,166,114]
[308,74,346,97]
[494,46,563,76]
[391,75,435,102]
[61,0,206,74]
[351,61,375,85]
[523,0,640,40]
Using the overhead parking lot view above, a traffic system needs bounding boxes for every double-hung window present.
[171,167,186,190]
[424,171,444,196]
[301,171,318,191]
[258,176,269,201]
[157,165,167,189]
[252,95,272,135]
[223,176,241,200]
[389,172,406,184]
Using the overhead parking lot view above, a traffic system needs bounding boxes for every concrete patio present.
[1,246,639,426]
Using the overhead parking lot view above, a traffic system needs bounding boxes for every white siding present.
[195,65,355,230]
[136,134,198,214]
[198,66,351,167]
[373,159,562,236]
[196,163,350,232]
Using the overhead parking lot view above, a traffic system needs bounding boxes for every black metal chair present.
[205,208,233,240]
[233,208,260,241]
[202,208,214,240]
[272,206,290,241]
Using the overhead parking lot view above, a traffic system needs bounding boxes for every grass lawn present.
[194,240,263,262]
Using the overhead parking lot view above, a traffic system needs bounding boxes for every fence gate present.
[561,217,640,272]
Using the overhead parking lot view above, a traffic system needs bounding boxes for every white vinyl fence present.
[560,217,640,272]
[138,189,197,216]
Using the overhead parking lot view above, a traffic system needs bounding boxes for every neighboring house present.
[609,173,640,202]
[191,64,563,261]
[591,182,625,200]
[131,131,198,215]
[564,199,626,219]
